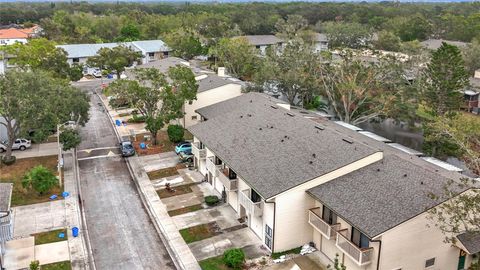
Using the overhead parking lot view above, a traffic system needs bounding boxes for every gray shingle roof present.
[188,93,378,199]
[196,92,287,120]
[0,183,12,212]
[236,35,284,46]
[420,39,468,50]
[315,33,328,42]
[457,232,480,254]
[307,154,464,238]
[57,40,170,58]
[127,57,242,93]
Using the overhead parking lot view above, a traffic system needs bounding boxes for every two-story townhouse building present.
[236,35,284,55]
[187,92,479,270]
[125,57,244,127]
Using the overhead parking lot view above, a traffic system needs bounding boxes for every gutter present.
[370,239,382,270]
[265,200,276,253]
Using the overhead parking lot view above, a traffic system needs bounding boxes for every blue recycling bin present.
[107,74,113,79]
[72,227,79,237]
[140,142,146,149]
[115,119,121,126]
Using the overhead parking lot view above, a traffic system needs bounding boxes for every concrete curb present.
[73,149,97,270]
[95,90,200,270]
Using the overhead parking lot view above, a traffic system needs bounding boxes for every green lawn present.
[179,222,220,243]
[199,255,230,270]
[168,204,203,217]
[147,166,179,180]
[0,155,62,206]
[32,228,67,245]
[157,183,195,199]
[41,261,72,270]
[272,246,302,259]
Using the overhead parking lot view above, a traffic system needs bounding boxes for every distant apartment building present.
[237,34,329,55]
[0,24,42,46]
[188,92,479,270]
[57,39,171,66]
[125,57,244,127]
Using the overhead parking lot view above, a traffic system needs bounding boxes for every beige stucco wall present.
[183,83,242,127]
[378,212,463,270]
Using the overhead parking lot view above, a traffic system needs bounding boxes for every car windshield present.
[123,142,133,149]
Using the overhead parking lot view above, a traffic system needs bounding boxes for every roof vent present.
[259,128,262,130]
[270,126,274,129]
[342,138,354,144]
[271,105,278,109]
[240,115,243,118]
[286,112,295,117]
[247,114,252,117]
[281,139,284,142]
[312,153,316,158]
[309,161,313,165]
[420,181,424,185]
[315,125,324,131]
[404,174,408,177]
[250,100,253,103]
[377,168,380,172]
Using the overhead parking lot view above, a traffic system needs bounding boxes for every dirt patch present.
[147,163,186,180]
[167,204,204,217]
[132,131,176,156]
[0,155,62,206]
[179,222,221,243]
[157,182,196,199]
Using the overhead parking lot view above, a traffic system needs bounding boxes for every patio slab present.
[35,241,70,265]
[188,227,268,261]
[13,200,66,238]
[173,204,241,230]
[3,237,35,270]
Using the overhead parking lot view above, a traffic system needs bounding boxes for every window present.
[251,189,261,203]
[72,58,80,63]
[191,115,197,120]
[228,169,237,180]
[425,258,435,268]
[148,52,155,57]
[322,206,337,225]
[351,227,369,249]
[265,225,273,249]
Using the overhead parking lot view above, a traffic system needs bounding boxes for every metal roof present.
[421,157,464,172]
[333,121,363,131]
[387,143,423,156]
[358,131,391,143]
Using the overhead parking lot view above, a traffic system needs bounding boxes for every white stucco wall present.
[183,83,242,127]
[0,38,27,46]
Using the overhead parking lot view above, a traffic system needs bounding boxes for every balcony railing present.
[336,231,373,266]
[192,142,206,159]
[217,169,238,191]
[239,189,263,217]
[0,213,13,242]
[308,208,340,240]
[206,157,222,177]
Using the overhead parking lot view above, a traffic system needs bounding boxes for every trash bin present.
[72,227,79,237]
[107,74,113,79]
[140,142,146,149]
[115,119,121,126]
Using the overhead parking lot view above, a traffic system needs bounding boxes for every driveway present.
[74,82,174,270]
[13,200,66,238]
[0,142,58,160]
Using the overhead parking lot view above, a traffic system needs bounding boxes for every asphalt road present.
[74,81,175,270]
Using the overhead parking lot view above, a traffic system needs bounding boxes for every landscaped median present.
[32,228,68,245]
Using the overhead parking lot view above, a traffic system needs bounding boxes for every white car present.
[0,139,32,153]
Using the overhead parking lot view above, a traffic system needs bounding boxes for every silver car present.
[0,139,32,153]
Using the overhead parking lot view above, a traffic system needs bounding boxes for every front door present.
[458,250,466,270]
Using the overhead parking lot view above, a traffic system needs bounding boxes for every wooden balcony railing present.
[192,142,206,159]
[336,230,373,266]
[308,208,340,240]
[239,189,262,217]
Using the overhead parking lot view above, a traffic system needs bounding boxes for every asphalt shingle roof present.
[307,154,465,238]
[188,93,378,199]
[457,232,480,254]
[0,183,13,212]
[57,40,170,58]
[236,35,284,46]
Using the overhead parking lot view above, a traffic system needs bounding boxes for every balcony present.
[0,213,13,242]
[192,142,206,159]
[336,230,373,266]
[217,168,238,191]
[308,208,340,240]
[207,157,222,177]
[239,189,263,217]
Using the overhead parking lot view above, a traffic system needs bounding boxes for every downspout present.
[370,239,382,270]
[265,200,276,253]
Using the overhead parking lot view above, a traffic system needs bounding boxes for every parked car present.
[175,142,192,155]
[120,140,135,157]
[179,152,193,163]
[0,139,32,153]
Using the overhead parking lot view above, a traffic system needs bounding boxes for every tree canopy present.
[87,45,142,78]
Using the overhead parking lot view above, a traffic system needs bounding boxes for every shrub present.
[1,155,16,165]
[22,165,57,195]
[29,260,40,270]
[127,114,147,123]
[205,195,219,206]
[167,125,184,143]
[59,128,81,151]
[223,248,245,269]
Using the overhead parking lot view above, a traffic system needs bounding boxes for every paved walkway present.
[140,151,179,172]
[12,200,66,238]
[35,241,70,265]
[161,182,219,211]
[188,227,268,262]
[1,142,58,160]
[172,201,239,230]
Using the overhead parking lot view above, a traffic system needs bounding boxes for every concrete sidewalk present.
[1,142,58,160]
[12,200,66,238]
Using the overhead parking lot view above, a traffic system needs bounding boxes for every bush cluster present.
[223,248,245,269]
[167,125,184,143]
[204,195,219,206]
